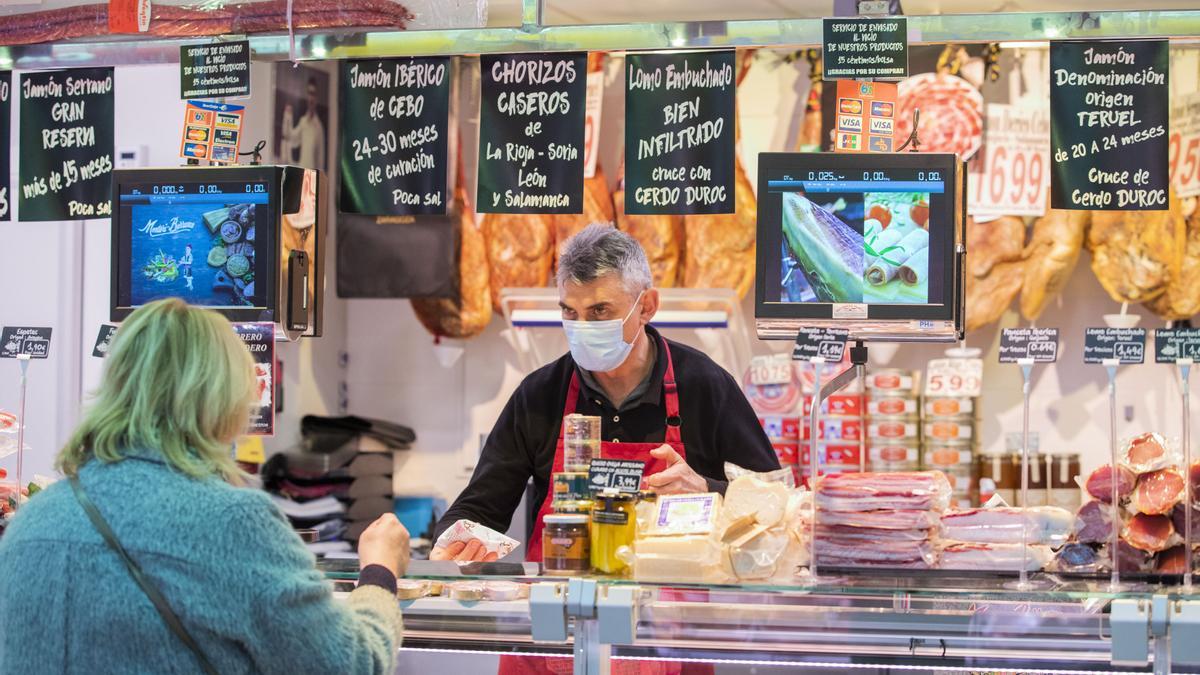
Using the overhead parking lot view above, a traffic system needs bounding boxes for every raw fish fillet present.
[815,509,940,531]
[940,506,1073,545]
[1122,513,1179,553]
[1122,432,1175,474]
[814,539,935,564]
[781,192,865,303]
[939,542,1052,571]
[1130,469,1185,516]
[1085,464,1136,503]
[815,471,951,512]
[1074,500,1116,545]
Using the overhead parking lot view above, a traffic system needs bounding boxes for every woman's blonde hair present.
[58,298,256,479]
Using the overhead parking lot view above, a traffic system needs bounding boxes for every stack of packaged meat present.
[813,471,950,569]
[1060,432,1194,574]
[938,506,1073,571]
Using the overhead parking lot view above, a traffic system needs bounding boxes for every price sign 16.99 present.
[969,103,1050,219]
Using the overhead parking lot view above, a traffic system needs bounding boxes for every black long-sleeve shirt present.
[433,326,780,541]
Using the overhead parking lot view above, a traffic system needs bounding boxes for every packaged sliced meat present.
[1121,513,1180,553]
[939,542,1053,571]
[1055,542,1101,573]
[1130,468,1185,516]
[1121,432,1176,474]
[815,471,951,513]
[818,556,934,570]
[940,506,1073,546]
[1171,501,1200,538]
[1097,541,1154,573]
[815,509,940,531]
[1156,545,1194,574]
[1074,500,1116,545]
[814,538,935,565]
[1084,464,1136,504]
[813,524,934,544]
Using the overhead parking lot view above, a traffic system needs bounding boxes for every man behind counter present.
[432,223,780,561]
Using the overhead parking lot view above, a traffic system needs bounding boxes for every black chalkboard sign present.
[1083,327,1146,364]
[1050,40,1169,211]
[477,53,586,214]
[339,57,451,216]
[0,327,52,359]
[624,50,736,215]
[180,41,251,99]
[588,458,645,494]
[0,70,10,222]
[822,18,909,80]
[18,68,114,221]
[792,327,849,362]
[999,327,1059,363]
[1155,328,1200,363]
[92,324,117,358]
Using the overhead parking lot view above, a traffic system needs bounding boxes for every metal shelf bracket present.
[530,582,570,643]
[1111,598,1151,667]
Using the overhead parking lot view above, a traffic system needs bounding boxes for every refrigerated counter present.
[324,561,1200,674]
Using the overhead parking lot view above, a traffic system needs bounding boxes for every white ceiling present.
[486,0,1200,28]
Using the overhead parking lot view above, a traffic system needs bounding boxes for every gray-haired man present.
[432,224,780,562]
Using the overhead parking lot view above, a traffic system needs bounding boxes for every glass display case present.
[324,560,1200,674]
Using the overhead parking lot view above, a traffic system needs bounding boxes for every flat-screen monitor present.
[755,152,965,342]
[111,165,326,337]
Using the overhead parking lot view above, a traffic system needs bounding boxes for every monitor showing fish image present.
[755,153,965,342]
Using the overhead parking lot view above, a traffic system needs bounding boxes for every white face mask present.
[562,292,645,372]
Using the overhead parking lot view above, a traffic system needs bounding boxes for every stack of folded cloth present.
[262,415,412,557]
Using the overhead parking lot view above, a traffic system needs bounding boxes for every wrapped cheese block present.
[482,211,555,312]
[1087,190,1186,304]
[411,186,492,338]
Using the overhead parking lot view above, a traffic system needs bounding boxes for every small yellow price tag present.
[235,436,265,464]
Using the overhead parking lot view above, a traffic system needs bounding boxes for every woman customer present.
[0,298,407,674]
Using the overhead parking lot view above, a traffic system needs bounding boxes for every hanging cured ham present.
[1130,469,1185,516]
[411,186,493,339]
[1020,207,1091,321]
[552,54,615,259]
[680,53,756,298]
[1121,513,1178,553]
[965,216,1026,331]
[1148,202,1200,320]
[1084,464,1136,503]
[614,164,685,288]
[1087,190,1186,304]
[481,212,555,313]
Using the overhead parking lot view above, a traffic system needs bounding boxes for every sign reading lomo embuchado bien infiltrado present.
[233,322,276,436]
[339,57,450,215]
[0,70,11,222]
[624,50,736,215]
[0,327,52,359]
[19,68,114,221]
[478,53,586,214]
[1154,328,1200,363]
[822,17,909,80]
[180,41,250,99]
[1050,40,1169,211]
[999,327,1059,363]
[1083,327,1146,365]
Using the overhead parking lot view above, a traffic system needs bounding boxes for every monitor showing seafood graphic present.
[755,153,965,342]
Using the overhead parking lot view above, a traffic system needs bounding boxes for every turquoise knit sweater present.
[0,452,402,674]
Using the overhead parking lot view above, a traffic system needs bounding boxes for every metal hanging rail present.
[3,9,1200,70]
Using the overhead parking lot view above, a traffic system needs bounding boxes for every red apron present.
[499,337,712,675]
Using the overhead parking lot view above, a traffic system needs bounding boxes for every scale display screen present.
[755,153,965,342]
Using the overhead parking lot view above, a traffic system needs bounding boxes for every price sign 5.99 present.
[924,358,982,398]
[1169,92,1200,198]
[969,103,1049,219]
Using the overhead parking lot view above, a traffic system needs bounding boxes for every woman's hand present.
[357,513,411,577]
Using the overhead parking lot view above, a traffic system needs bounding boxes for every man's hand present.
[430,537,499,563]
[645,445,707,494]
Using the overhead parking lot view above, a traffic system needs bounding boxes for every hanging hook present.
[896,108,921,152]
